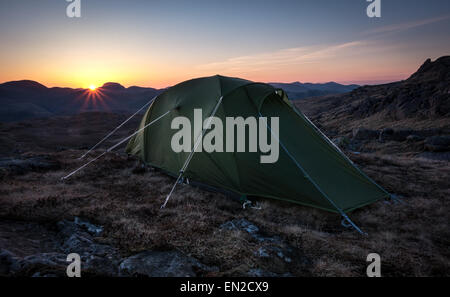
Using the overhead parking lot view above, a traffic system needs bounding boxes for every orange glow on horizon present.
[72,87,114,113]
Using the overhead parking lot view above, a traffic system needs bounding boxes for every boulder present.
[73,217,104,236]
[57,218,120,275]
[220,219,300,267]
[119,250,213,277]
[9,252,67,275]
[220,218,259,236]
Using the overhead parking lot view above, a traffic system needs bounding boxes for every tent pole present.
[291,105,389,197]
[258,112,367,236]
[161,96,224,209]
[61,109,171,180]
[79,95,159,159]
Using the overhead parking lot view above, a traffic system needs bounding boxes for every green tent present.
[126,75,389,216]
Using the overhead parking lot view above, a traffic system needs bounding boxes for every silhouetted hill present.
[100,82,126,90]
[1,80,48,90]
[0,78,360,122]
[0,81,163,122]
[269,81,359,100]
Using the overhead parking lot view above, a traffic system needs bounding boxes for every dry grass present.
[1,148,448,276]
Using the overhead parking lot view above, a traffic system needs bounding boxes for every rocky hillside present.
[354,56,449,120]
[296,56,450,130]
[296,56,450,131]
[295,56,450,160]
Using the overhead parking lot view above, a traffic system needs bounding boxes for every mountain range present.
[269,81,359,100]
[1,55,448,124]
[0,79,359,122]
[0,81,162,122]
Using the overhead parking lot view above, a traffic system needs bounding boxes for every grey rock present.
[119,250,213,277]
[83,254,119,276]
[9,252,67,274]
[220,219,280,243]
[221,219,298,266]
[246,268,293,277]
[57,219,114,257]
[58,217,103,237]
[254,245,293,263]
[220,218,259,235]
[256,247,270,258]
[32,272,58,277]
[62,233,94,254]
[56,218,120,275]
[74,217,103,236]
[246,268,278,277]
[2,218,121,276]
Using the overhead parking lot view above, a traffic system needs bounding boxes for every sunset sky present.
[0,0,449,89]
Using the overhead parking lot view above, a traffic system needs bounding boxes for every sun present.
[89,85,96,91]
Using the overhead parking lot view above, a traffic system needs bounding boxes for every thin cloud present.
[363,14,450,35]
[197,41,366,73]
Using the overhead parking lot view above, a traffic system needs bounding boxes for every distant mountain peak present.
[269,81,359,100]
[407,56,450,82]
[100,82,125,90]
[2,80,47,89]
[300,55,450,123]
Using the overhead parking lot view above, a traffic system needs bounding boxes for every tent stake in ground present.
[258,112,367,235]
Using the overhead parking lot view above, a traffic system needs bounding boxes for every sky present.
[0,0,449,88]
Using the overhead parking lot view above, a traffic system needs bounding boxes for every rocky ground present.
[0,110,449,277]
[0,217,218,277]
